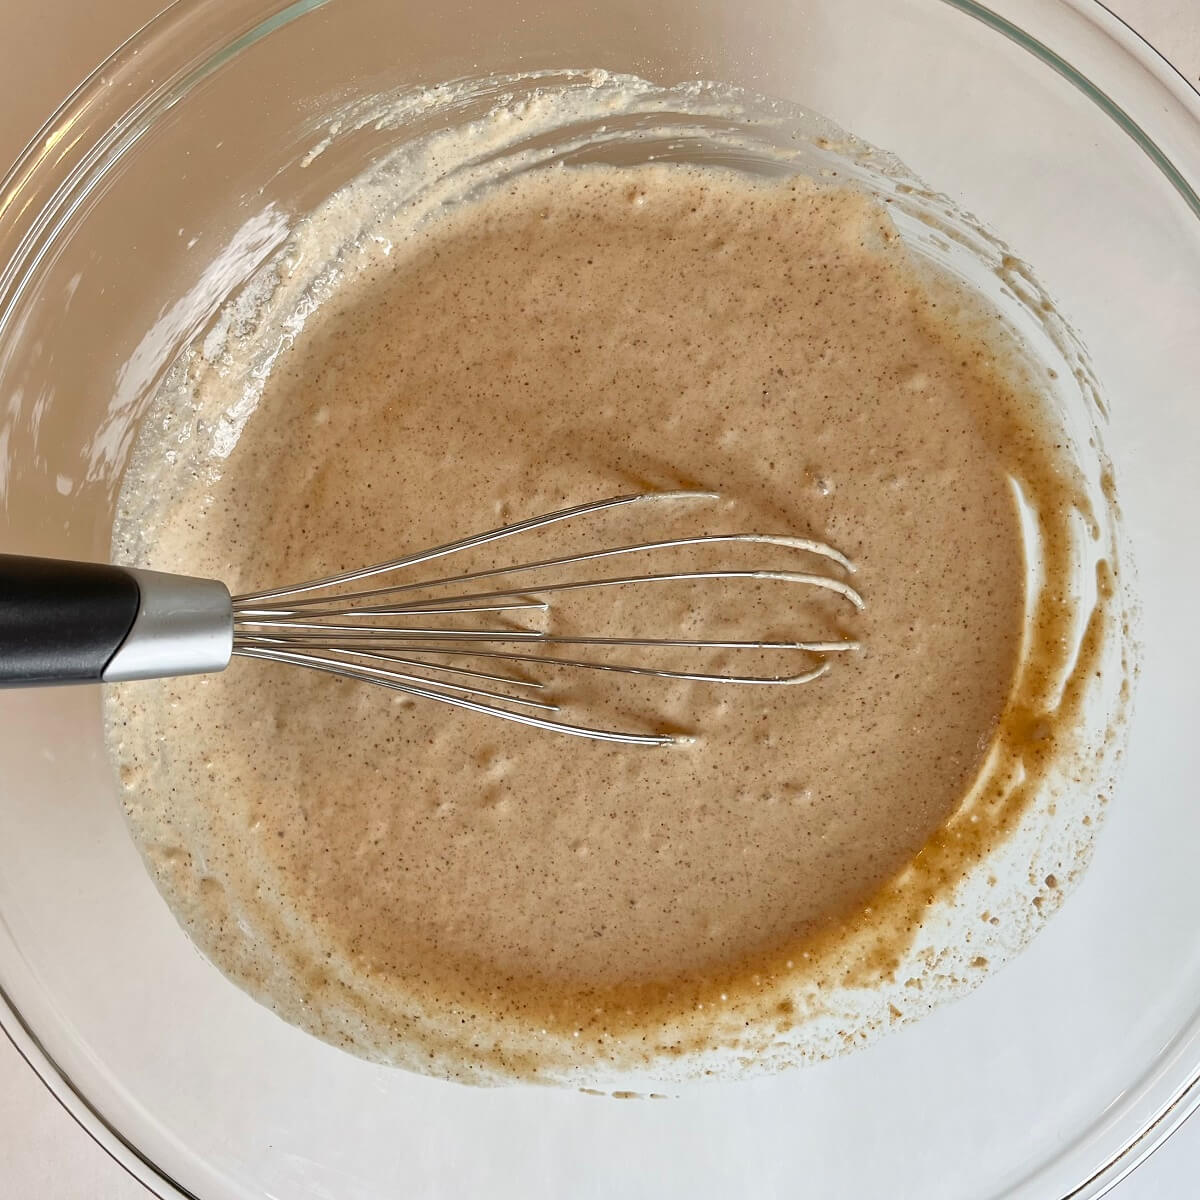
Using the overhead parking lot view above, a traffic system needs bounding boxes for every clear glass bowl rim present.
[0,1,1197,1197]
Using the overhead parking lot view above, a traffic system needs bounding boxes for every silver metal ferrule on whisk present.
[101,568,234,682]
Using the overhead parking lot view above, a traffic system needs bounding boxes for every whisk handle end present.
[0,555,141,685]
[0,556,232,686]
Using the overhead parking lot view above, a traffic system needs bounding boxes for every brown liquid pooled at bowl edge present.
[109,164,1098,1081]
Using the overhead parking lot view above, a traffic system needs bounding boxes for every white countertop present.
[2,1,1197,1196]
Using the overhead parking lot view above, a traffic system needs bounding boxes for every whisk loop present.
[231,492,863,745]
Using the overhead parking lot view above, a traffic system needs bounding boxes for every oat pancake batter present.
[107,156,1115,1084]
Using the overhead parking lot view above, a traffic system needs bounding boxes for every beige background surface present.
[1,1,1197,1196]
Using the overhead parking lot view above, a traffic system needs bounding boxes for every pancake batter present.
[107,141,1122,1084]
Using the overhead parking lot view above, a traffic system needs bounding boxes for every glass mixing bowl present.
[1,0,1198,1196]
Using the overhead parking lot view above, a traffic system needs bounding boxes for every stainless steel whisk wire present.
[228,491,864,745]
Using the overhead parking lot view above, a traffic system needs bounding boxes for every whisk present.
[0,492,862,745]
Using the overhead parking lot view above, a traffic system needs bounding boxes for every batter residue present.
[108,119,1124,1085]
